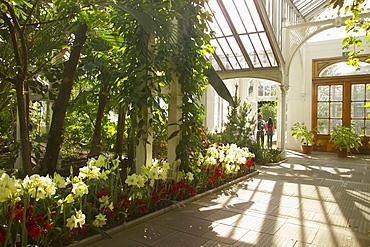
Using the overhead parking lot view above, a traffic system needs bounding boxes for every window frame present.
[312,55,370,153]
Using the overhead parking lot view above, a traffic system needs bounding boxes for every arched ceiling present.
[204,0,362,82]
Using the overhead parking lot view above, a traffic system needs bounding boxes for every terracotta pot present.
[301,145,312,154]
[337,149,348,158]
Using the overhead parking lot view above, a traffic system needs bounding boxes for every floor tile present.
[149,212,217,236]
[152,231,208,247]
[274,222,319,243]
[200,224,248,245]
[235,230,296,247]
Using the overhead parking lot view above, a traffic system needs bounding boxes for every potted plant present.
[290,122,318,154]
[329,124,363,158]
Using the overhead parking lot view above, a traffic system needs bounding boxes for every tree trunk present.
[88,83,110,157]
[115,106,126,158]
[40,23,88,175]
[15,80,32,175]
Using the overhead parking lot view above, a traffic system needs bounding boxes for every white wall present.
[286,35,370,151]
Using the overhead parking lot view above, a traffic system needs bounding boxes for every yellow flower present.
[53,173,66,188]
[66,215,78,230]
[72,181,89,197]
[92,213,107,228]
[65,194,74,204]
[75,210,86,227]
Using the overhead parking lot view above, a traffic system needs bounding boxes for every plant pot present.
[337,149,348,158]
[301,145,312,154]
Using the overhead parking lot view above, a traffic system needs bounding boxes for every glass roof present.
[205,0,278,72]
[204,0,360,76]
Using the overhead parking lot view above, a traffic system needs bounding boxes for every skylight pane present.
[234,0,256,33]
[245,0,264,32]
[225,0,244,34]
[249,33,264,52]
[205,15,222,38]
[207,54,221,71]
[240,34,262,68]
[211,38,234,70]
[216,37,232,55]
[226,37,242,69]
[259,32,276,67]
[207,1,233,36]
[239,34,253,53]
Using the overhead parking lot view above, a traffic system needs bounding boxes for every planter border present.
[68,170,260,247]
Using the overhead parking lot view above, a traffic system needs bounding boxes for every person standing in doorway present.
[256,114,265,147]
[265,117,274,149]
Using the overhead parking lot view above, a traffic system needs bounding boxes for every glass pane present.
[351,102,365,118]
[330,85,342,101]
[351,120,365,135]
[207,1,233,36]
[226,37,242,69]
[235,0,256,33]
[317,119,329,135]
[318,102,329,118]
[352,84,365,101]
[367,84,370,101]
[246,0,264,32]
[259,32,274,67]
[366,119,370,136]
[330,102,342,118]
[330,119,342,132]
[319,61,370,77]
[318,86,329,101]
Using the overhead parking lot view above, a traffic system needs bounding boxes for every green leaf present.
[88,225,112,239]
[204,67,235,107]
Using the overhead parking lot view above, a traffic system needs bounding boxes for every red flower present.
[36,213,46,224]
[44,222,52,229]
[0,228,6,242]
[26,203,33,215]
[139,204,148,214]
[179,191,185,199]
[0,233,5,242]
[13,209,23,223]
[119,194,130,209]
[26,216,38,230]
[151,190,162,203]
[30,227,41,239]
[209,176,215,184]
[214,167,224,178]
[96,187,110,198]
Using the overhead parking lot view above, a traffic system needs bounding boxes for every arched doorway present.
[312,55,370,153]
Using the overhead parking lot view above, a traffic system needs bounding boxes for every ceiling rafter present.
[215,0,254,70]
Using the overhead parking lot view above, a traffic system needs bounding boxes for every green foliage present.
[244,140,282,164]
[259,102,277,126]
[205,89,282,164]
[220,91,256,148]
[331,0,370,67]
[329,124,363,152]
[290,122,318,146]
[0,89,16,144]
[172,1,212,172]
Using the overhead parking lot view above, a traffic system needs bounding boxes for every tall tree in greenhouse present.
[0,0,32,174]
[171,1,213,172]
[0,0,71,174]
[41,23,88,174]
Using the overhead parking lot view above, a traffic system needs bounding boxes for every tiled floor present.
[81,150,370,247]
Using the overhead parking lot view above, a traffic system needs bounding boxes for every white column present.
[167,78,182,163]
[278,76,289,159]
[135,110,153,174]
[167,77,182,180]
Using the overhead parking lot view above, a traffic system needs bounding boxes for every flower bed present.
[0,144,255,246]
